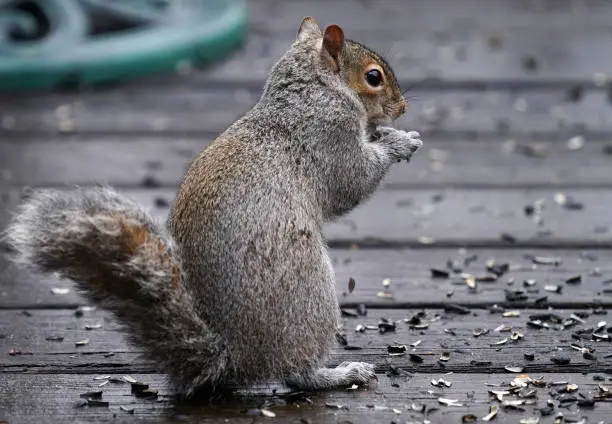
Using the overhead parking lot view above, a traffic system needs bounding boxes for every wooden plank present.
[1,372,610,424]
[2,307,612,374]
[2,247,611,309]
[3,187,610,248]
[1,88,611,137]
[1,372,611,424]
[2,136,612,189]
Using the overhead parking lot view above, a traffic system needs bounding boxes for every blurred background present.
[0,0,611,286]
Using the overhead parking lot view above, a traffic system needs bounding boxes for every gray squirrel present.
[3,17,422,397]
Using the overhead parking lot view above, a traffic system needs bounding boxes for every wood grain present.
[2,308,611,374]
[3,187,610,248]
[1,136,611,189]
[1,372,610,424]
[2,247,611,308]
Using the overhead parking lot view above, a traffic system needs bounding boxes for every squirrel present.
[3,17,422,397]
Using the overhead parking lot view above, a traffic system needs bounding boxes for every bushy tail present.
[3,186,229,396]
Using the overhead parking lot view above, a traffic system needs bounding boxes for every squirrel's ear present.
[297,17,321,41]
[321,24,344,73]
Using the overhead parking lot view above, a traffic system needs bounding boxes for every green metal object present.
[0,0,248,92]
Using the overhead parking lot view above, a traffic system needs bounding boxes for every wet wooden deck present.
[1,0,612,422]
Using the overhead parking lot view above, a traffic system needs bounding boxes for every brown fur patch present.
[114,214,181,289]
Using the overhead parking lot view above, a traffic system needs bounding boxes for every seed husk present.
[409,353,424,363]
[85,324,102,330]
[75,338,89,346]
[438,398,463,407]
[565,275,582,285]
[261,409,276,417]
[87,399,109,407]
[532,256,562,266]
[544,285,563,294]
[120,405,135,414]
[431,268,450,279]
[444,304,470,314]
[79,391,103,399]
[431,378,452,387]
[387,345,407,354]
[505,366,524,373]
[348,277,356,294]
[551,354,571,365]
[482,404,499,421]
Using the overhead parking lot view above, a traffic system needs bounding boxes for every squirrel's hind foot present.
[285,361,376,391]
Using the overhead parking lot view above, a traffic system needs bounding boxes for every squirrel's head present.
[295,17,408,127]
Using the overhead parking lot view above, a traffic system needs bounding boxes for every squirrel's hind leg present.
[284,361,376,391]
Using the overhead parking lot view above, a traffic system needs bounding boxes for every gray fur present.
[3,19,422,396]
[3,187,229,396]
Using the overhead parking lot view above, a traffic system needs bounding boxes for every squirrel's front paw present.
[336,361,376,386]
[373,127,423,162]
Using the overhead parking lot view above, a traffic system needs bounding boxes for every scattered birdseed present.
[50,287,70,295]
[503,310,521,318]
[505,366,524,373]
[492,338,509,346]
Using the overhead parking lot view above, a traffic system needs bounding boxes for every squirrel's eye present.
[365,69,383,87]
